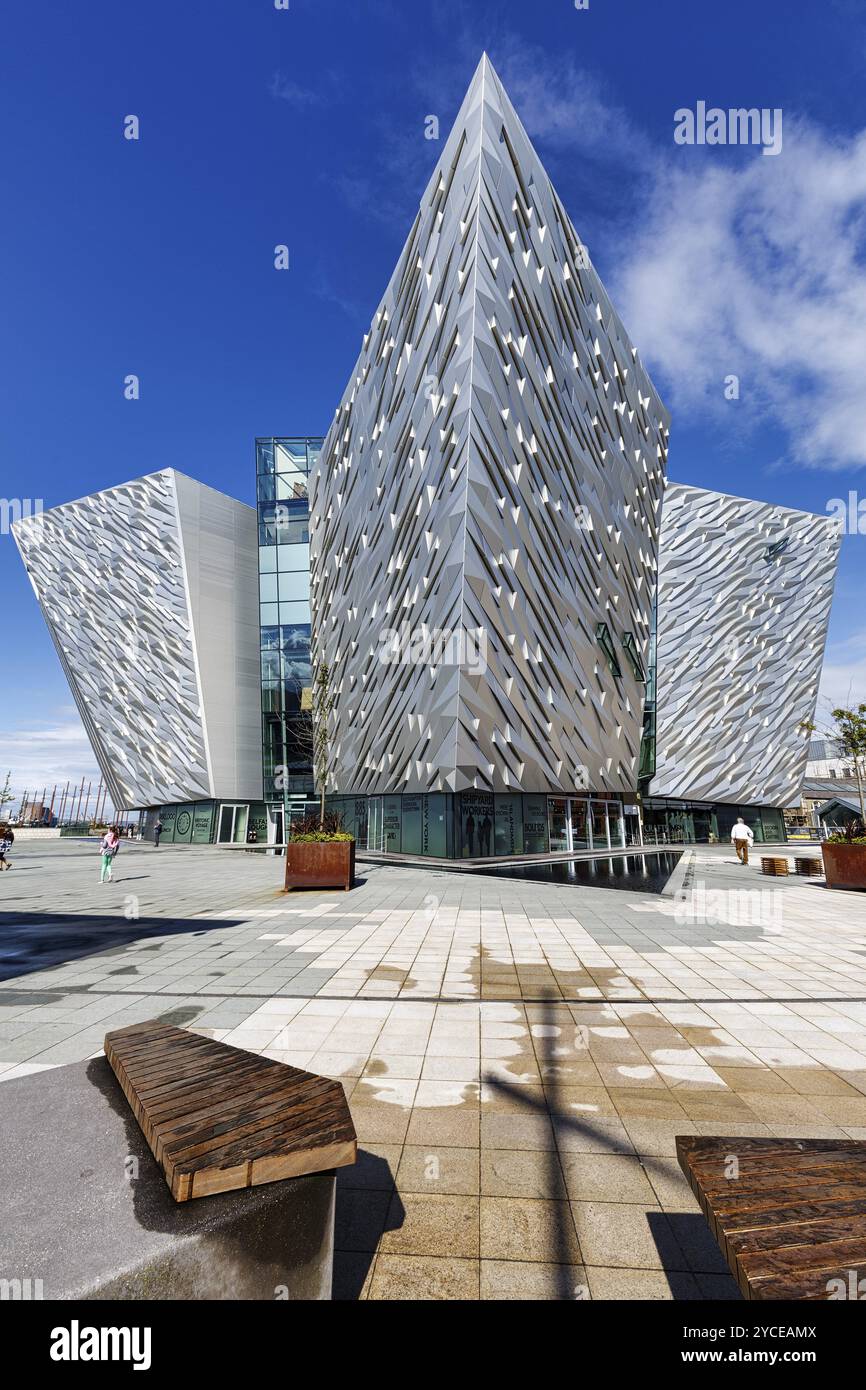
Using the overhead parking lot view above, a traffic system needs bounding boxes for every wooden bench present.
[794,857,823,877]
[105,1020,356,1202]
[761,856,789,876]
[677,1135,866,1299]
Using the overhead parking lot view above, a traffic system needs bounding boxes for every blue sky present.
[2,0,865,798]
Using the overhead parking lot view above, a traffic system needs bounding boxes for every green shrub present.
[289,830,354,844]
[826,833,866,845]
[287,811,353,845]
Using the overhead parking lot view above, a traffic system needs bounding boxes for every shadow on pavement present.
[0,911,248,983]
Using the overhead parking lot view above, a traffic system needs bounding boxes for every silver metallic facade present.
[310,54,670,799]
[649,483,841,807]
[13,468,263,810]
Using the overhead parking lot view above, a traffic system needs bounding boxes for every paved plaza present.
[2,838,866,1300]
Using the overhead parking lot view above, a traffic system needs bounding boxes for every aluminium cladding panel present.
[649,483,841,808]
[310,54,670,798]
[173,473,263,801]
[12,470,211,810]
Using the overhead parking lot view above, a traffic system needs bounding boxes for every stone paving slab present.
[2,839,866,1299]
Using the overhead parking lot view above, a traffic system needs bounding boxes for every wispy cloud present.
[319,24,866,475]
[268,72,326,107]
[614,122,866,472]
[0,711,105,806]
[819,629,866,709]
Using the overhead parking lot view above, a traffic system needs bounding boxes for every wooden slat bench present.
[105,1020,356,1202]
[794,857,823,877]
[677,1135,866,1299]
[761,856,790,876]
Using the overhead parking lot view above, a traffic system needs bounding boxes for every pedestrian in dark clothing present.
[154,818,163,847]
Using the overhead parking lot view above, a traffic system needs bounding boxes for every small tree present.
[0,772,13,816]
[313,663,335,828]
[802,703,866,823]
[830,704,866,823]
[295,662,335,830]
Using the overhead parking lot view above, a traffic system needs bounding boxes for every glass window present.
[259,545,277,573]
[402,795,423,854]
[494,794,524,855]
[279,570,310,602]
[259,574,278,604]
[260,602,279,625]
[256,474,276,504]
[595,621,622,677]
[276,472,309,501]
[192,802,215,844]
[459,791,494,857]
[256,440,275,474]
[590,800,609,848]
[621,632,646,681]
[277,519,310,545]
[275,439,308,469]
[279,600,309,625]
[383,796,402,852]
[278,542,310,572]
[522,795,548,854]
[422,794,448,856]
[571,798,589,849]
[548,797,569,853]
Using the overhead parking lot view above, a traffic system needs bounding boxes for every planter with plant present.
[822,818,866,891]
[284,663,356,889]
[801,703,866,888]
[285,812,355,891]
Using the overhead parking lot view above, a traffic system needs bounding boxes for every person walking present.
[99,825,121,883]
[0,826,13,871]
[153,817,163,848]
[730,817,754,865]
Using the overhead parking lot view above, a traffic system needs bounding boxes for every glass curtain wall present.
[257,438,320,819]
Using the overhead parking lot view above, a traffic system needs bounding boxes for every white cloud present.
[614,122,866,470]
[0,711,107,810]
[268,73,325,107]
[487,36,652,167]
[819,629,866,710]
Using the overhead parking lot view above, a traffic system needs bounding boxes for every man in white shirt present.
[730,817,755,865]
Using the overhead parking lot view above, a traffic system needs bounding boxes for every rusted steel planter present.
[285,839,355,891]
[821,842,866,891]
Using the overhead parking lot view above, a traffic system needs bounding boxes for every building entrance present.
[547,797,625,853]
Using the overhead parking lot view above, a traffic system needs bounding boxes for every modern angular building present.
[13,469,263,843]
[12,56,840,855]
[643,484,841,844]
[311,53,669,856]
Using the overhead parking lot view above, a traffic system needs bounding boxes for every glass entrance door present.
[217,804,248,844]
[570,798,589,849]
[267,805,284,853]
[607,802,626,849]
[548,798,570,852]
[590,800,610,850]
[367,797,384,852]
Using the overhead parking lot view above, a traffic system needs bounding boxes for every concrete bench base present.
[0,1057,336,1300]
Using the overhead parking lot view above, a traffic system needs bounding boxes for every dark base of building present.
[137,791,788,856]
[641,798,786,846]
[139,795,316,847]
[325,791,788,858]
